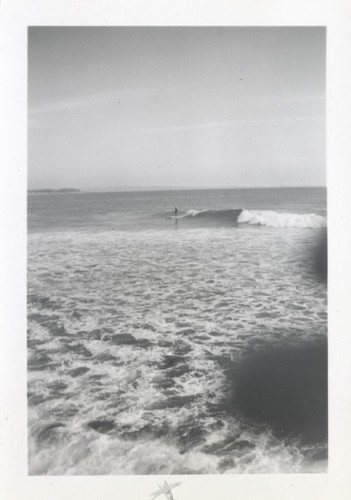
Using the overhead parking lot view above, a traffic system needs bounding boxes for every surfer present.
[174,207,178,216]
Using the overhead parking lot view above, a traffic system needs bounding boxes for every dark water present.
[27,187,327,474]
[28,187,326,232]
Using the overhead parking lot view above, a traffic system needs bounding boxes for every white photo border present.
[1,1,350,499]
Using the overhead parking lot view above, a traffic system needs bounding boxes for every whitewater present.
[172,208,326,228]
[27,187,327,475]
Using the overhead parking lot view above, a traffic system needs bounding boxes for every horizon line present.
[28,184,327,194]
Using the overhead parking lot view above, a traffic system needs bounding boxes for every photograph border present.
[1,0,351,499]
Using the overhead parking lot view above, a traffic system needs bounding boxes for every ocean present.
[27,187,327,475]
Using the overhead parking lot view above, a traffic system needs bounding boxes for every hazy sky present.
[28,27,325,190]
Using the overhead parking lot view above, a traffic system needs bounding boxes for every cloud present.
[28,87,149,116]
[142,114,324,134]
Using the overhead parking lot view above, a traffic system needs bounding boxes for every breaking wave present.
[170,209,242,226]
[168,208,326,229]
[175,209,242,220]
[238,210,327,228]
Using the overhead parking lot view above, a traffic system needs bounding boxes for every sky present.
[28,27,326,190]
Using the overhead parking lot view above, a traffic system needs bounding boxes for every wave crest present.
[238,210,327,228]
[173,209,242,226]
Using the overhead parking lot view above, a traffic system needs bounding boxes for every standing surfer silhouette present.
[174,207,178,228]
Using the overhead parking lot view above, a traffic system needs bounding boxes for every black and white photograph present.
[26,26,328,476]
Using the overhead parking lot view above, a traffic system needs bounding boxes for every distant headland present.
[28,188,80,194]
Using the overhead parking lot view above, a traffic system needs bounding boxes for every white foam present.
[238,210,327,228]
[27,226,327,474]
[183,209,206,217]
